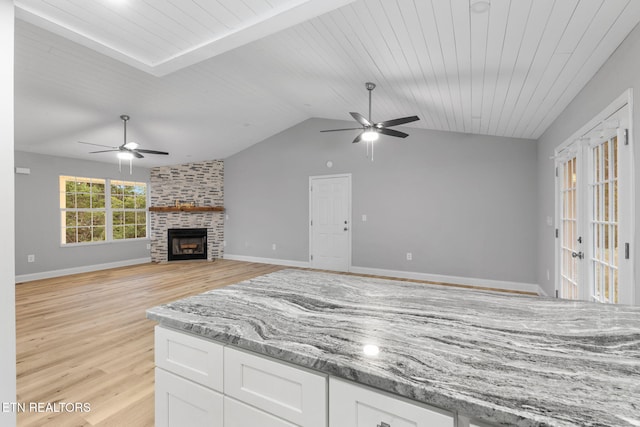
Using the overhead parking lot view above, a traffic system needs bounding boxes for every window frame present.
[59,175,149,246]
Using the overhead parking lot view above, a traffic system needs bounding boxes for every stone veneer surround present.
[149,160,224,262]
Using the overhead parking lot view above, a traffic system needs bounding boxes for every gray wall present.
[14,151,151,277]
[225,118,538,284]
[537,23,640,304]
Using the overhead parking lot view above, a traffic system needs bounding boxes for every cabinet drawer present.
[224,347,327,427]
[155,368,223,427]
[155,326,223,391]
[329,378,454,427]
[224,397,298,427]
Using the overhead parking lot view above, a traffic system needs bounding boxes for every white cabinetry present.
[329,378,454,427]
[224,347,327,427]
[156,368,223,427]
[155,326,327,427]
[154,326,455,427]
[155,326,225,427]
[224,397,297,427]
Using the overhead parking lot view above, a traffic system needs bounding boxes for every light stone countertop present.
[146,269,640,426]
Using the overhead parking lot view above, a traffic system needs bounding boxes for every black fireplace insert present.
[167,228,207,261]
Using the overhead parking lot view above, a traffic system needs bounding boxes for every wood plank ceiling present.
[13,0,640,166]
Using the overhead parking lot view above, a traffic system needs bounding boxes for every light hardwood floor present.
[16,260,285,427]
[16,260,533,426]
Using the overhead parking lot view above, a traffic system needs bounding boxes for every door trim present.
[308,173,352,272]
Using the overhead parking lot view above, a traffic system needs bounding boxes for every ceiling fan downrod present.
[120,115,129,144]
[366,82,375,123]
[365,82,376,160]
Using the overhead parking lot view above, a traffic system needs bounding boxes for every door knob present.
[377,423,390,427]
[571,251,584,259]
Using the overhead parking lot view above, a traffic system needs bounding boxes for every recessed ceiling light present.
[470,0,490,13]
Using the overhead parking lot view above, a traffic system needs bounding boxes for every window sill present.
[61,238,150,248]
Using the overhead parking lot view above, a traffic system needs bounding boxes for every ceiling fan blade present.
[89,149,120,153]
[136,149,169,155]
[376,115,420,128]
[350,112,372,127]
[79,141,118,149]
[129,150,144,159]
[352,132,364,144]
[320,127,363,133]
[378,127,409,138]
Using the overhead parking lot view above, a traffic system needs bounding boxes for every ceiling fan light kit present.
[78,114,169,174]
[361,130,379,142]
[321,82,420,161]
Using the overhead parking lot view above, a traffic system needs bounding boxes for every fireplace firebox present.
[167,228,207,261]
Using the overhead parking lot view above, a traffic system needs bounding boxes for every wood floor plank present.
[16,259,285,426]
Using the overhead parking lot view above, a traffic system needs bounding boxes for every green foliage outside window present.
[60,176,147,244]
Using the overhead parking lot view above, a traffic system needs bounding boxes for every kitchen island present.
[147,269,640,426]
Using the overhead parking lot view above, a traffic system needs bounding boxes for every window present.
[60,176,147,245]
[110,180,147,240]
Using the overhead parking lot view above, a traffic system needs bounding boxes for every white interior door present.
[555,103,634,304]
[309,174,351,272]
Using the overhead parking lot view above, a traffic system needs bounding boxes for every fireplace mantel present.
[149,206,225,212]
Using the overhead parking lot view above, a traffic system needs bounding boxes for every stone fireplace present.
[149,161,224,262]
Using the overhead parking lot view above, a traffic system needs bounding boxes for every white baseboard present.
[223,254,544,295]
[15,257,152,283]
[349,266,545,295]
[223,254,310,268]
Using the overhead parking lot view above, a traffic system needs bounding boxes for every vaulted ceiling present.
[14,0,640,167]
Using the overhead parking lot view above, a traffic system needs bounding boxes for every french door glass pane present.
[591,136,618,303]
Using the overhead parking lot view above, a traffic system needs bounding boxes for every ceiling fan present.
[79,114,169,159]
[320,82,420,144]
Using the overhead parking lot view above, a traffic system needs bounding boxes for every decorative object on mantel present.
[149,206,225,212]
[174,200,197,208]
[78,114,169,174]
[320,82,420,161]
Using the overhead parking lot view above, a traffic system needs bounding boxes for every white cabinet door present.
[224,346,327,427]
[329,378,453,427]
[224,397,298,427]
[155,326,224,391]
[155,368,223,427]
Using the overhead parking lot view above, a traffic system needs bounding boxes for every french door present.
[556,106,633,304]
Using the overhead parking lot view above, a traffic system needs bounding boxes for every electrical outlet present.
[27,254,35,263]
[146,243,151,250]
[272,243,277,251]
[362,214,367,222]
[406,252,412,261]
